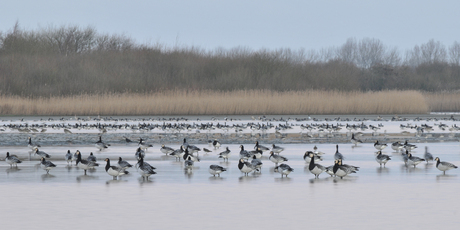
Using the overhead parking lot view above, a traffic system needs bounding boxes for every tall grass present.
[424,92,460,112]
[0,90,429,116]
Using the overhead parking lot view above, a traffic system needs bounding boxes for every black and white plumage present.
[182,138,189,149]
[271,144,285,154]
[160,144,175,155]
[87,152,97,163]
[351,133,363,147]
[137,157,156,180]
[239,145,251,160]
[308,152,325,178]
[435,157,458,175]
[407,153,425,168]
[118,157,133,169]
[391,141,404,152]
[212,140,221,149]
[325,165,335,177]
[403,140,417,152]
[254,141,270,152]
[238,158,254,176]
[209,164,227,177]
[218,147,231,162]
[374,140,388,150]
[34,148,50,159]
[138,138,153,150]
[313,145,325,156]
[274,163,294,178]
[182,149,200,162]
[40,157,56,174]
[184,155,194,170]
[104,158,129,179]
[341,160,359,174]
[170,146,185,161]
[424,146,434,163]
[251,155,263,173]
[375,151,391,167]
[135,147,145,160]
[187,144,201,154]
[333,159,349,179]
[303,151,323,163]
[76,150,99,175]
[269,151,288,166]
[5,152,21,167]
[95,136,109,151]
[28,136,41,150]
[334,145,344,160]
[65,150,73,165]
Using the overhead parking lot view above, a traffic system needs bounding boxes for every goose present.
[187,144,201,154]
[251,155,263,173]
[333,159,350,179]
[269,151,288,166]
[391,141,404,152]
[351,133,362,147]
[160,144,175,155]
[374,140,387,150]
[340,160,360,173]
[75,150,99,175]
[424,146,434,163]
[218,147,231,162]
[65,150,73,165]
[238,159,254,176]
[212,140,221,149]
[303,151,323,163]
[308,152,325,178]
[95,136,109,151]
[138,138,153,150]
[135,155,156,171]
[28,137,41,150]
[334,145,344,160]
[169,146,185,161]
[271,144,285,154]
[203,148,213,154]
[137,157,156,180]
[325,165,335,177]
[34,148,50,159]
[209,164,226,177]
[184,155,194,170]
[254,141,270,152]
[435,157,458,175]
[407,153,425,168]
[118,157,133,169]
[375,151,391,167]
[182,149,200,162]
[87,152,97,163]
[274,164,294,178]
[40,157,56,174]
[135,147,145,160]
[312,145,325,156]
[104,158,129,180]
[403,140,417,152]
[239,145,251,160]
[5,152,21,167]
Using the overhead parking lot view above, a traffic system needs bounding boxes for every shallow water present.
[1,115,460,229]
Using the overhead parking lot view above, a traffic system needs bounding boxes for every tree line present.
[1,23,460,97]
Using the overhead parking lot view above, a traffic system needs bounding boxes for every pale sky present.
[2,0,459,51]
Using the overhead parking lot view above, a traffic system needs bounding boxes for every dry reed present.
[0,90,430,116]
[423,92,460,112]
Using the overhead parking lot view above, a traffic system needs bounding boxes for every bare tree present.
[336,38,357,64]
[449,41,460,65]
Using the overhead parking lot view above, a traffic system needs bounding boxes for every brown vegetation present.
[0,90,430,116]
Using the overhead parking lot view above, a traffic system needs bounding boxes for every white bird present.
[212,140,221,150]
[308,152,325,178]
[374,140,387,150]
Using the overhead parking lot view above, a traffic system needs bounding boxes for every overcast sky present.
[2,1,459,51]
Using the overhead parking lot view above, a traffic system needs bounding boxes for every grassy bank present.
[0,90,434,116]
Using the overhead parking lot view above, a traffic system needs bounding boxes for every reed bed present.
[424,92,460,112]
[0,90,430,116]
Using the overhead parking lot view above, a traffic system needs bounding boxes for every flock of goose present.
[3,134,458,181]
